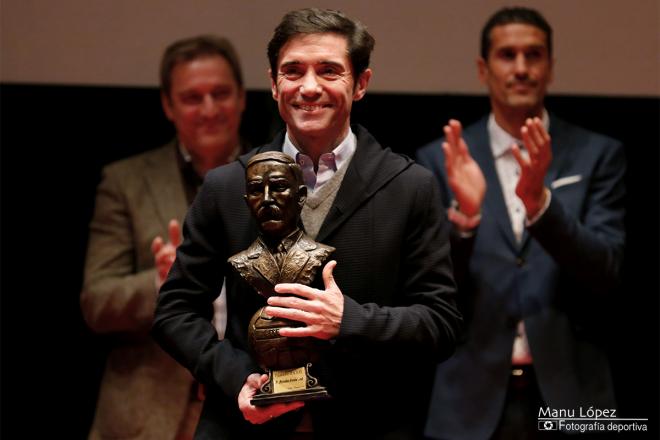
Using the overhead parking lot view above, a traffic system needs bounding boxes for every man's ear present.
[352,68,372,101]
[297,185,307,209]
[269,69,279,101]
[161,91,174,121]
[477,57,488,85]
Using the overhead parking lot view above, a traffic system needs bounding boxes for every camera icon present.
[538,420,558,431]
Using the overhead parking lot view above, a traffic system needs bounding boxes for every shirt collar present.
[178,141,193,163]
[282,128,356,172]
[280,228,303,252]
[260,228,302,253]
[282,129,356,190]
[488,110,550,158]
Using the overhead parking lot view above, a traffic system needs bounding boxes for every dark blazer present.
[153,125,462,439]
[416,115,626,440]
[81,142,195,440]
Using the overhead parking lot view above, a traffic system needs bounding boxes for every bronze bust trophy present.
[228,151,334,405]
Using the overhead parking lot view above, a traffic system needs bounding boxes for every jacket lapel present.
[142,141,188,230]
[281,246,310,282]
[316,125,411,242]
[543,114,570,186]
[252,250,280,286]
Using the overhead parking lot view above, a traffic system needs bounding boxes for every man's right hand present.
[238,373,304,424]
[151,219,182,287]
[442,119,486,218]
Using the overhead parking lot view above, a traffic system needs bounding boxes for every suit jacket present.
[416,115,626,440]
[81,142,195,440]
[153,125,463,439]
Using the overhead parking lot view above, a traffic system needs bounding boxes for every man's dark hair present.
[267,8,375,80]
[160,35,244,98]
[246,151,304,188]
[480,7,553,60]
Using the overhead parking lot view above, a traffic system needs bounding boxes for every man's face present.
[478,23,553,115]
[270,33,371,149]
[162,55,245,157]
[245,161,305,238]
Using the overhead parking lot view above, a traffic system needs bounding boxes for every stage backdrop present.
[2,0,658,96]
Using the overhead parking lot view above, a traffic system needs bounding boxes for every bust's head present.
[245,152,307,239]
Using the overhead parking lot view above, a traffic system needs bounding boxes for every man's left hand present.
[267,260,343,340]
[512,117,552,219]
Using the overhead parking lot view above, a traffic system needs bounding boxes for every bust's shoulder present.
[228,240,264,268]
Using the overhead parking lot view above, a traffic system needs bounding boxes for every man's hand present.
[151,219,182,287]
[512,117,552,219]
[267,260,343,340]
[238,373,304,424]
[442,119,486,218]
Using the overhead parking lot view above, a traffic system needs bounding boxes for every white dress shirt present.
[488,111,550,366]
[282,129,357,192]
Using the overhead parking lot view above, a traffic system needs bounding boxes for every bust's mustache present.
[257,204,282,221]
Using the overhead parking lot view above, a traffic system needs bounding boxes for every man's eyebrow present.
[279,60,344,69]
[280,60,301,69]
[318,60,344,67]
[496,43,546,51]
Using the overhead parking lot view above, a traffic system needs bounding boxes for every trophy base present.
[250,363,331,406]
[251,386,330,406]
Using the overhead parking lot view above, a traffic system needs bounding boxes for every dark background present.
[1,83,658,437]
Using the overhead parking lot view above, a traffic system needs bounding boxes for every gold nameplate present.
[272,367,307,393]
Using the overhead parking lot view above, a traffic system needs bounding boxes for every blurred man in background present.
[81,35,245,440]
[417,7,625,439]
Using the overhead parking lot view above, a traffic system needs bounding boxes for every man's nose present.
[200,94,219,116]
[263,185,273,202]
[299,70,322,96]
[513,53,529,76]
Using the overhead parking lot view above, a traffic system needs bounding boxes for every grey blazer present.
[81,142,194,440]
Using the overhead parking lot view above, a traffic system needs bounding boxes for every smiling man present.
[161,43,245,177]
[416,7,625,439]
[153,8,461,439]
[81,36,245,440]
[269,31,369,161]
